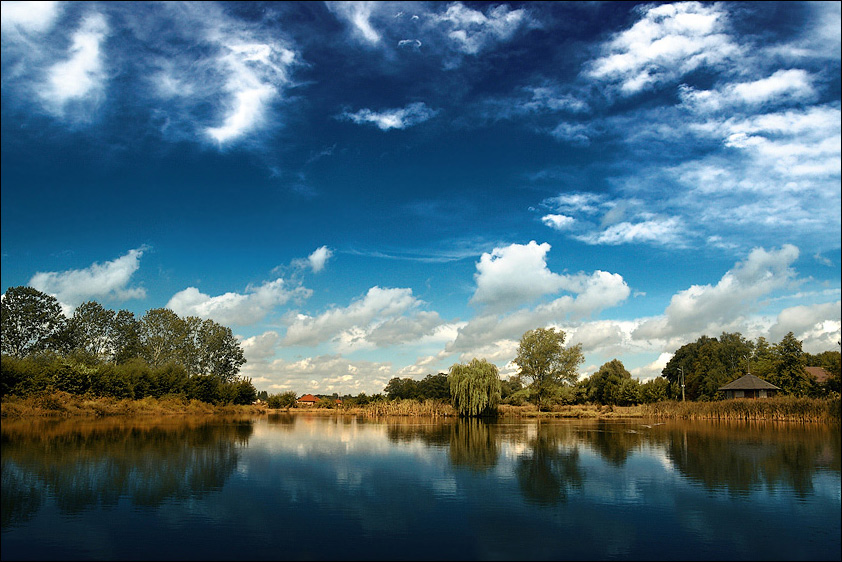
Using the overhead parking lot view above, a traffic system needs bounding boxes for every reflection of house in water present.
[718,374,780,399]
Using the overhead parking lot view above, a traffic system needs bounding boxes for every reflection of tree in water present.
[267,412,296,427]
[664,421,840,498]
[1,416,253,527]
[385,419,454,447]
[448,419,499,472]
[579,421,644,467]
[516,424,584,506]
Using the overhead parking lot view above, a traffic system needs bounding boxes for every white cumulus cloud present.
[29,247,147,313]
[167,278,311,327]
[308,246,334,273]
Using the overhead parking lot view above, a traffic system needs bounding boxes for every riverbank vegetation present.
[2,286,839,423]
[1,286,257,412]
[1,390,267,418]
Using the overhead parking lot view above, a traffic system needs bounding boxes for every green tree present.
[750,336,777,381]
[500,376,523,402]
[68,300,116,361]
[196,319,245,383]
[640,377,669,403]
[267,390,298,409]
[384,377,419,400]
[513,327,584,410]
[1,286,67,357]
[773,332,809,396]
[112,309,142,364]
[139,308,187,368]
[587,359,635,405]
[448,358,501,417]
[417,373,450,400]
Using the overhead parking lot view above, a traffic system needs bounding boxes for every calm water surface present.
[2,414,840,561]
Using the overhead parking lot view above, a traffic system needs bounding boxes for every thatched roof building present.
[719,374,780,399]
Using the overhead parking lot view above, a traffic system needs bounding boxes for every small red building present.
[297,393,318,406]
[804,367,831,384]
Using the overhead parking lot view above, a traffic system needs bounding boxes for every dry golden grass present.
[1,391,267,418]
[643,396,840,423]
[4,392,837,424]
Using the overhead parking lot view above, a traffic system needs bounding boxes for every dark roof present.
[719,374,780,391]
[805,367,831,383]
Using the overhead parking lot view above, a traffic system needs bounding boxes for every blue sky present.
[2,1,840,395]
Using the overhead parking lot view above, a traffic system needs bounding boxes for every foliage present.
[513,327,584,411]
[1,287,67,357]
[661,331,826,401]
[586,359,637,406]
[448,358,501,417]
[639,377,669,403]
[771,332,810,396]
[266,391,298,409]
[1,353,255,406]
[384,372,451,401]
[500,376,523,402]
[384,376,419,400]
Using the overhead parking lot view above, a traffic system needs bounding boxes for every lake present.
[2,414,840,561]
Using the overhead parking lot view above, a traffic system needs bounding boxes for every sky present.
[2,1,840,396]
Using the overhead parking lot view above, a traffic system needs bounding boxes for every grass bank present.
[4,392,838,423]
[1,390,267,418]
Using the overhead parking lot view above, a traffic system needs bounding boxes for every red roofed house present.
[297,394,318,406]
[804,367,831,384]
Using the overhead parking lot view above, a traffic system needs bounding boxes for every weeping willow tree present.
[448,358,502,417]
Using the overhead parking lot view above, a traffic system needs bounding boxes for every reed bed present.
[353,399,457,418]
[643,396,840,423]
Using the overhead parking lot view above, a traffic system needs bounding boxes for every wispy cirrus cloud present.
[39,11,108,118]
[679,69,817,112]
[340,101,437,130]
[326,1,536,68]
[1,1,62,35]
[585,1,740,95]
[28,247,148,313]
[3,2,299,146]
[143,3,298,146]
[428,2,534,56]
[325,1,382,45]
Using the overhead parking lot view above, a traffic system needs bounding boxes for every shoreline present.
[2,391,839,423]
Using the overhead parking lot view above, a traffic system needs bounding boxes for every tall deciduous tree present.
[587,359,637,406]
[196,319,245,383]
[112,309,142,364]
[448,358,501,417]
[514,327,584,410]
[1,286,67,357]
[139,308,186,368]
[68,300,116,361]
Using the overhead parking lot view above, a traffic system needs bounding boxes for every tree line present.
[378,328,840,416]
[1,286,255,405]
